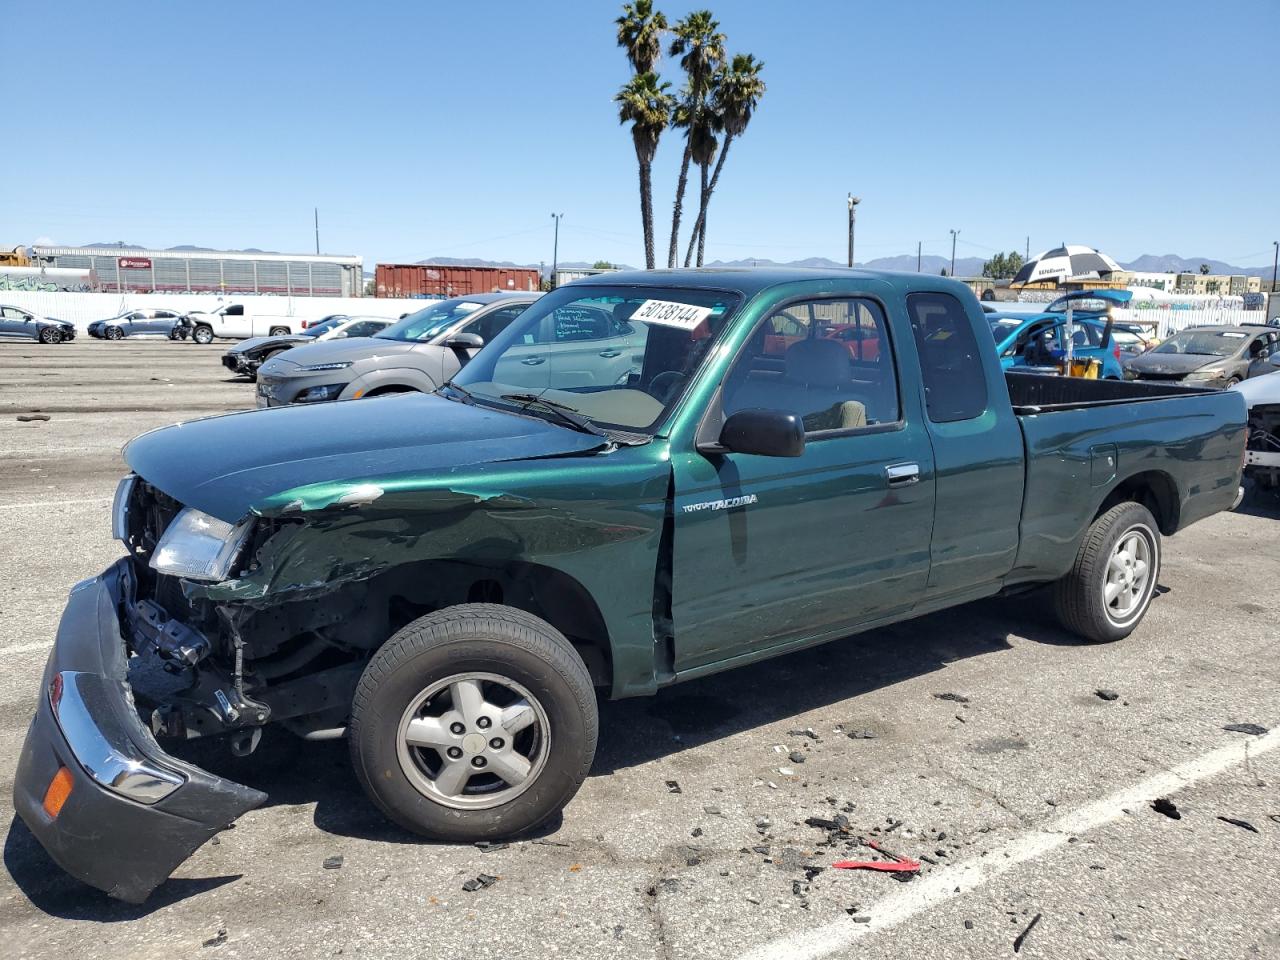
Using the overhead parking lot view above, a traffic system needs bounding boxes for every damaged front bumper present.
[12,559,266,903]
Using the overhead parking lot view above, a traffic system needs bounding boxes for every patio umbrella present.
[1013,245,1122,285]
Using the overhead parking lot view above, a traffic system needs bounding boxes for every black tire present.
[349,604,597,841]
[268,326,290,337]
[38,326,61,344]
[1052,501,1161,643]
[1223,377,1241,388]
[105,326,123,341]
[192,325,214,344]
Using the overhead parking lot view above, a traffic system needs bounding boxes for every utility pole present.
[846,194,861,268]
[314,207,320,255]
[949,228,960,278]
[550,213,563,288]
[916,241,922,273]
[1272,240,1278,292]
[1025,235,1030,261]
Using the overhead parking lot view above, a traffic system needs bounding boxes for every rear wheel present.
[268,326,290,337]
[105,326,123,341]
[192,325,214,344]
[38,326,61,344]
[1053,501,1161,643]
[349,604,597,840]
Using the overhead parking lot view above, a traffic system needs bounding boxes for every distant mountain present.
[413,256,635,278]
[83,241,279,254]
[1120,254,1273,278]
[702,254,988,276]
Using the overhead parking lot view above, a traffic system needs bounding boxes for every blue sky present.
[5,0,1277,270]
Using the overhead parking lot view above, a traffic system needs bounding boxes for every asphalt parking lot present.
[1,340,1278,960]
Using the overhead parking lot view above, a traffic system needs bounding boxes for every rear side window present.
[906,292,988,423]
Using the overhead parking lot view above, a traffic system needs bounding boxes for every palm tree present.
[666,10,725,268]
[616,0,667,74]
[686,53,765,266]
[617,73,675,270]
[682,109,721,267]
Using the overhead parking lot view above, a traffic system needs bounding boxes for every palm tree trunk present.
[668,142,692,268]
[685,135,734,267]
[639,159,654,270]
[684,164,710,267]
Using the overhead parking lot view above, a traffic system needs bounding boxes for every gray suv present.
[255,293,540,407]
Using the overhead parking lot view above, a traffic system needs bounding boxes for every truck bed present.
[1005,370,1247,585]
[1006,371,1214,413]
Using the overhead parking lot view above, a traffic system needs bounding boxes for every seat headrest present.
[785,338,851,387]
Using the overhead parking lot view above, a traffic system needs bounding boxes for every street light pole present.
[1272,240,1278,292]
[916,241,922,273]
[949,229,960,277]
[550,213,563,288]
[846,194,861,268]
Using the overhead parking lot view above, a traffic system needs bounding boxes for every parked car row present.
[221,315,395,380]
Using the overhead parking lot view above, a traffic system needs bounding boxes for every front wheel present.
[1053,501,1161,643]
[192,325,214,344]
[38,326,62,344]
[105,326,123,341]
[349,604,597,840]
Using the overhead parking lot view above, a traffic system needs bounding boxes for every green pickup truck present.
[15,269,1246,901]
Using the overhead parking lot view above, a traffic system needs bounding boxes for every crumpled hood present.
[261,336,421,372]
[1125,352,1217,375]
[228,334,310,355]
[125,394,606,523]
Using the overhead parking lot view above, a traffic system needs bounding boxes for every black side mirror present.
[705,409,805,458]
[445,332,484,350]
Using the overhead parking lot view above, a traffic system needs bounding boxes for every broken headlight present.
[150,507,253,582]
[111,474,137,542]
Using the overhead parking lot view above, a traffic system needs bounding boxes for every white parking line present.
[0,496,110,510]
[739,728,1280,960]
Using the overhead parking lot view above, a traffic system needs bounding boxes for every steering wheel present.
[648,371,688,405]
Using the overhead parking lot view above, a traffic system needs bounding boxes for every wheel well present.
[352,559,614,690]
[1097,470,1180,535]
[364,384,418,397]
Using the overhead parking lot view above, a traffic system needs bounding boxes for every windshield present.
[1046,297,1112,314]
[303,316,345,338]
[375,298,486,342]
[1151,330,1247,357]
[449,285,740,433]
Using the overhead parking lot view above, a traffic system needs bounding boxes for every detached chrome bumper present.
[12,559,265,903]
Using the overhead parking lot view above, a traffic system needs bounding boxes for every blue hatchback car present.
[987,290,1128,379]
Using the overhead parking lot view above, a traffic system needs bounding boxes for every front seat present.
[781,339,866,431]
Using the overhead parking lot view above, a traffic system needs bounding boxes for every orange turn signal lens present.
[42,766,74,819]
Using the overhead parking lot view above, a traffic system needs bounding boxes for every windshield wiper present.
[440,380,475,404]
[500,393,608,438]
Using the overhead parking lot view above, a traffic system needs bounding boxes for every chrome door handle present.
[885,463,920,487]
[520,356,546,365]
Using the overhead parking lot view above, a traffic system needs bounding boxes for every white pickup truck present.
[186,304,332,343]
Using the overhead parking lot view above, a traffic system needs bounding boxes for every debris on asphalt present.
[1013,913,1042,953]
[475,841,509,852]
[848,914,871,923]
[964,919,974,930]
[202,928,228,948]
[777,766,796,776]
[531,838,570,847]
[703,804,723,816]
[788,750,807,764]
[665,779,682,794]
[1095,689,1120,701]
[1216,816,1259,833]
[1223,723,1269,736]
[1270,815,1280,825]
[461,873,500,892]
[691,827,703,838]
[832,839,921,876]
[322,855,344,870]
[15,414,51,422]
[934,692,970,703]
[1151,797,1182,820]
[847,728,878,740]
[788,728,819,740]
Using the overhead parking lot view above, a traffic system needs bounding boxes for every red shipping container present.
[376,263,541,298]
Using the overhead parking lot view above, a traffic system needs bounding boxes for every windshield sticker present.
[632,299,714,331]
[682,493,758,514]
[1219,331,1246,338]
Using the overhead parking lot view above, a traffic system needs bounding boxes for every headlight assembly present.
[1184,368,1223,380]
[302,361,352,372]
[111,474,137,542]
[150,507,253,582]
[296,383,345,403]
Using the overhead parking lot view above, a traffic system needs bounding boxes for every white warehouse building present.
[30,245,364,297]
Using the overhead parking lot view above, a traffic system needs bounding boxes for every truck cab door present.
[668,292,936,673]
[905,291,1023,602]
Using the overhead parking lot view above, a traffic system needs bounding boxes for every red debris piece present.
[832,839,921,874]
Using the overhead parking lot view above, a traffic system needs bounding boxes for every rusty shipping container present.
[375,263,541,298]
